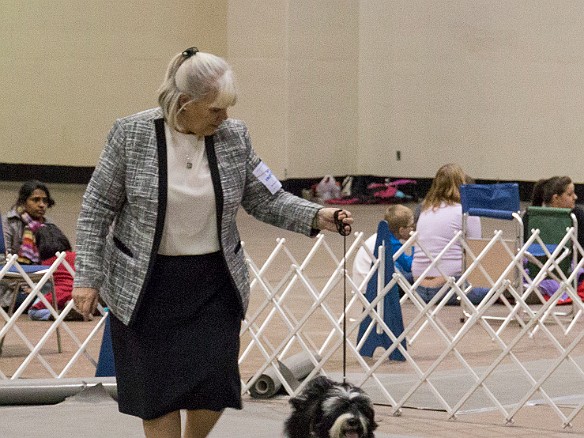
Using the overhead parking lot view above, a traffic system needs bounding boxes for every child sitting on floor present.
[352,204,415,292]
[27,224,80,321]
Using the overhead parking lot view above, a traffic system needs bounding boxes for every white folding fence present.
[0,253,108,379]
[1,226,584,429]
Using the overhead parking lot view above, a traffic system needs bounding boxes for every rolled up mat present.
[0,377,117,405]
[249,352,321,399]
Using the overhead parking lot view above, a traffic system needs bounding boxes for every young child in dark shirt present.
[28,224,78,321]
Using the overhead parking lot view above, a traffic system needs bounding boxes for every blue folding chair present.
[356,220,407,361]
[459,183,523,322]
[461,183,522,226]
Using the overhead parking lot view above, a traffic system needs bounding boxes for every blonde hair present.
[157,49,237,129]
[422,163,468,211]
[384,205,414,235]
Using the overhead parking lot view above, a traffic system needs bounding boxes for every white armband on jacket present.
[253,161,282,194]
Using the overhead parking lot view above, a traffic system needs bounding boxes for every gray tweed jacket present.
[74,108,321,325]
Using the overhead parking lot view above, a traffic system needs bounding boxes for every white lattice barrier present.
[0,253,107,379]
[239,227,584,429]
[2,229,584,429]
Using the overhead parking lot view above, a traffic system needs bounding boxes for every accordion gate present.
[1,228,584,429]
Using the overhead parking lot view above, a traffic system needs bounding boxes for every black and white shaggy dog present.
[284,376,377,438]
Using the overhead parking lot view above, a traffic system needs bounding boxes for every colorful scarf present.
[17,212,44,264]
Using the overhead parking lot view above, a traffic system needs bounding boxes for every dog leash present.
[333,209,351,384]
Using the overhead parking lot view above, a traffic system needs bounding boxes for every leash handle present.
[334,209,351,236]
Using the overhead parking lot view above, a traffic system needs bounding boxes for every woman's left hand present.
[72,287,100,321]
[316,208,353,235]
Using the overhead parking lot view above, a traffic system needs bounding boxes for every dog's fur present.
[284,376,377,438]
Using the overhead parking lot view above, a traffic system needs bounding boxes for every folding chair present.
[356,220,407,361]
[459,183,523,322]
[522,206,578,314]
[0,215,62,354]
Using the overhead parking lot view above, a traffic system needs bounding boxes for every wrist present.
[312,209,322,229]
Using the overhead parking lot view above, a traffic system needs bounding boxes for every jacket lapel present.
[205,135,224,240]
[152,118,168,253]
[130,117,168,326]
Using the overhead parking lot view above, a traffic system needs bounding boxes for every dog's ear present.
[288,394,306,410]
[359,398,378,435]
[289,376,334,411]
[309,375,335,392]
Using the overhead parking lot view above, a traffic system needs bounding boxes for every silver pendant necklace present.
[171,125,204,169]
[184,136,203,169]
[181,136,196,169]
[171,126,201,169]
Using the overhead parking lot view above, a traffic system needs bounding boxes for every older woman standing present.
[72,47,352,438]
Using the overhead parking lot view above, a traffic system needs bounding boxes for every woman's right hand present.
[315,208,353,235]
[72,287,100,321]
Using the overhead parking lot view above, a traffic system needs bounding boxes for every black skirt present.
[109,252,243,420]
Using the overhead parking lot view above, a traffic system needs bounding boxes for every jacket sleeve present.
[74,119,128,289]
[392,238,413,272]
[238,128,321,236]
[3,216,17,255]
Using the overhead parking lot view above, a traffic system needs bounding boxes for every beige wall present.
[359,1,584,182]
[227,0,359,178]
[0,0,226,167]
[3,1,584,182]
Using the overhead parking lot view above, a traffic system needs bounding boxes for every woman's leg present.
[416,285,441,304]
[143,410,181,438]
[417,284,459,305]
[184,409,223,438]
[467,287,490,305]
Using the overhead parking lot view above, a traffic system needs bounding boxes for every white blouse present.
[157,123,220,255]
[412,203,481,278]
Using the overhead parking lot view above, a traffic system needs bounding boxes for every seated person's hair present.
[531,176,573,206]
[35,224,72,261]
[384,205,414,236]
